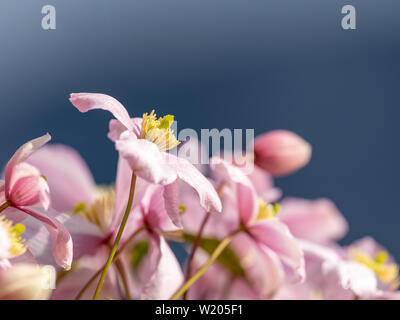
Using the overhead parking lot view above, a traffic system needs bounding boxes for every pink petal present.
[165,153,222,214]
[69,93,133,132]
[5,134,51,195]
[248,219,305,280]
[140,234,184,300]
[115,132,177,185]
[322,261,379,299]
[162,180,181,228]
[279,197,348,243]
[246,165,282,203]
[24,210,104,266]
[27,144,97,213]
[232,233,284,298]
[140,185,180,232]
[210,157,256,223]
[17,207,73,270]
[108,118,142,142]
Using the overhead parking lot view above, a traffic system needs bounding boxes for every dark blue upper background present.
[1,1,399,257]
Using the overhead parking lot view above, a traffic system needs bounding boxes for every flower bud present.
[254,130,311,176]
[0,264,52,300]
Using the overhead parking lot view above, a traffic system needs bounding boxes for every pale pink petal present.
[140,234,184,300]
[69,93,133,132]
[5,134,51,195]
[0,220,11,259]
[108,118,142,142]
[24,211,103,266]
[27,144,97,212]
[162,180,181,228]
[115,131,177,185]
[279,197,348,243]
[232,233,284,298]
[322,261,379,299]
[141,185,180,232]
[113,155,132,228]
[17,207,73,270]
[210,157,256,223]
[248,219,304,280]
[246,165,282,203]
[165,153,222,214]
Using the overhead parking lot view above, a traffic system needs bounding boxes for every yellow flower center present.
[256,198,280,221]
[141,110,180,151]
[0,215,26,258]
[350,248,399,288]
[73,186,115,233]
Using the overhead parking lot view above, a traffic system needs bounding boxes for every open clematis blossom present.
[209,158,305,282]
[0,135,73,270]
[69,93,222,226]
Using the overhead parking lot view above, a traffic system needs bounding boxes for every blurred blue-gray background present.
[1,1,399,257]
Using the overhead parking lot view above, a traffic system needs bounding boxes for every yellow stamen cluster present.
[0,215,27,258]
[350,248,399,288]
[141,110,180,151]
[73,186,116,233]
[256,198,280,221]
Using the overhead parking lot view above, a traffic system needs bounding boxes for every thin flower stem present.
[183,210,211,300]
[170,229,241,300]
[104,242,132,300]
[75,225,145,300]
[93,173,137,300]
[0,202,10,213]
[183,183,225,300]
[115,259,132,300]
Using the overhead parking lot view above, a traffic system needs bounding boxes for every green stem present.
[75,225,145,300]
[115,258,132,300]
[170,229,240,300]
[0,202,10,213]
[183,211,211,300]
[93,173,137,300]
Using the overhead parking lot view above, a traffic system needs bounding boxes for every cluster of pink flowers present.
[0,92,398,300]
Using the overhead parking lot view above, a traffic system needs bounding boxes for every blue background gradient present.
[1,1,399,258]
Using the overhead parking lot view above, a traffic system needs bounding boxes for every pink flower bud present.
[254,130,312,177]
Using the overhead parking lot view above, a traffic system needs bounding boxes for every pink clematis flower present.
[0,135,72,270]
[69,93,222,226]
[27,144,183,299]
[274,237,400,300]
[210,157,305,280]
[278,197,348,244]
[181,157,304,299]
[26,144,136,288]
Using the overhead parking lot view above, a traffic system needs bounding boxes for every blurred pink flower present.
[254,130,312,177]
[28,144,183,299]
[0,135,72,270]
[210,157,304,280]
[279,197,348,244]
[0,264,52,300]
